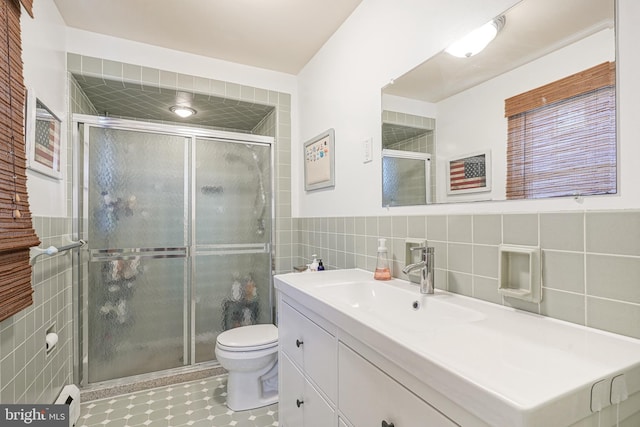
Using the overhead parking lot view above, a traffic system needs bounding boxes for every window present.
[505,62,616,200]
[0,0,39,322]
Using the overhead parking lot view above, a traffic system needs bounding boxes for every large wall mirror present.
[381,0,616,206]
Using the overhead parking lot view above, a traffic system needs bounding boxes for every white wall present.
[296,0,640,217]
[65,28,298,97]
[22,11,299,218]
[21,0,67,217]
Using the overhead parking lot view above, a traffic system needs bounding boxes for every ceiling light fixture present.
[170,105,197,118]
[445,16,505,58]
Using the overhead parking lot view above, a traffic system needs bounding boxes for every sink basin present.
[275,269,640,427]
[311,280,485,332]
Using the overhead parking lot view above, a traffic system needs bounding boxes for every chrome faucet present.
[402,246,435,294]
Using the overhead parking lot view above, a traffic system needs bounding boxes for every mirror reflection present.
[381,0,616,206]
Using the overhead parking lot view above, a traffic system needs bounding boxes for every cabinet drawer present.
[280,353,335,427]
[279,301,337,402]
[339,343,458,427]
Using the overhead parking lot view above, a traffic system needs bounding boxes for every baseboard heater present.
[55,384,81,427]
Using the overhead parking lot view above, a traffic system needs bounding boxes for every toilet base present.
[225,361,279,411]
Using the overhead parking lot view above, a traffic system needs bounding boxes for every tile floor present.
[78,376,279,427]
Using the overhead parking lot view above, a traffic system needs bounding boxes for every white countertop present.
[274,269,640,426]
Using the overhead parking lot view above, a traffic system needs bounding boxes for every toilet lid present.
[216,324,278,351]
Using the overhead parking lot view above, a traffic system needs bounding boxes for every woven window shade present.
[0,0,39,322]
[18,0,32,18]
[505,62,616,200]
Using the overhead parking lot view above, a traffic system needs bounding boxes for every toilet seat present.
[216,324,278,352]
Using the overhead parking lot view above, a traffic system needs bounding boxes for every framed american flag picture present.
[25,90,62,180]
[446,150,491,195]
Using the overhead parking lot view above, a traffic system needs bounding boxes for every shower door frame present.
[71,114,275,387]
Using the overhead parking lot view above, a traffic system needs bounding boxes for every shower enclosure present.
[72,116,274,386]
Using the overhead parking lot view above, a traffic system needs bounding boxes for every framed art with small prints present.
[304,128,335,191]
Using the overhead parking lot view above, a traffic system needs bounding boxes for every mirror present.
[381,0,616,205]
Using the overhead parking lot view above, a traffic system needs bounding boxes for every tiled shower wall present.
[294,210,640,340]
[0,217,73,403]
[382,110,436,203]
[67,54,294,276]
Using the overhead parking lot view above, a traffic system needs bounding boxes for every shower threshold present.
[80,361,226,402]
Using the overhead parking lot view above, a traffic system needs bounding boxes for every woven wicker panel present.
[505,62,616,200]
[0,0,40,322]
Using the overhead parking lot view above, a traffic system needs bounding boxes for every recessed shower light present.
[170,105,197,118]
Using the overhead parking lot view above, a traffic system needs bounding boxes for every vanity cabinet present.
[279,300,337,427]
[276,270,640,427]
[339,343,457,427]
[278,295,459,427]
[280,352,335,427]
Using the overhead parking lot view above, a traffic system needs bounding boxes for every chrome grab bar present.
[30,238,87,265]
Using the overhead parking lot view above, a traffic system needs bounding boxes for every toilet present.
[214,323,279,411]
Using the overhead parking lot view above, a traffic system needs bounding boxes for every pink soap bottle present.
[374,238,391,280]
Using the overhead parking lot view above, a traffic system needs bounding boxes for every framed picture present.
[304,128,335,191]
[446,150,491,194]
[25,90,62,180]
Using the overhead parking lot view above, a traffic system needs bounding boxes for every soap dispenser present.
[374,238,391,280]
[309,254,319,272]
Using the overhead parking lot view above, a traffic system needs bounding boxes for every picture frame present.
[446,150,491,195]
[25,90,63,180]
[304,128,335,191]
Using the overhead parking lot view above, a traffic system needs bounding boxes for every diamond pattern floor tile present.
[78,376,278,427]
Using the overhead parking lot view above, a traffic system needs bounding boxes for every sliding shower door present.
[77,117,273,384]
[86,127,189,383]
[193,138,272,363]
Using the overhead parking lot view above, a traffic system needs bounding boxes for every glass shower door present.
[86,126,189,383]
[193,138,272,363]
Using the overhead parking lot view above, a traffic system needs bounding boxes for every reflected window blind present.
[505,62,616,200]
[0,0,39,322]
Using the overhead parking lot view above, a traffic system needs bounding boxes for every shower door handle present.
[89,247,188,262]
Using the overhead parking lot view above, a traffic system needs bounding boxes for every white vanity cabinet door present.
[280,353,335,427]
[338,343,458,427]
[279,300,337,402]
[280,353,305,427]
